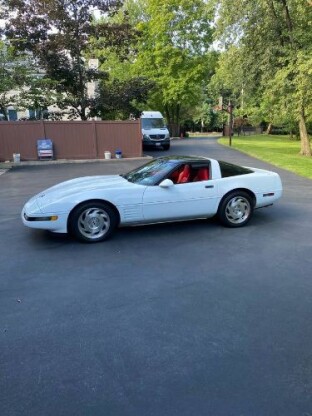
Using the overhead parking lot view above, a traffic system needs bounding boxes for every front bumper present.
[143,138,170,148]
[22,208,68,233]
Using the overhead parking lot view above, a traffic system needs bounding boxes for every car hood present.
[35,175,131,210]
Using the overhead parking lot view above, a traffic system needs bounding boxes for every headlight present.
[143,134,150,140]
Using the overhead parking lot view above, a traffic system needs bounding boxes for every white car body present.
[22,156,283,241]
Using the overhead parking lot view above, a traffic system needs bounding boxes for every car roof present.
[156,155,211,164]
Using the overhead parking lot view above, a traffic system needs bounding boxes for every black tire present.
[68,201,118,243]
[163,144,170,150]
[217,191,253,228]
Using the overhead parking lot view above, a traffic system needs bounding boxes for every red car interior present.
[193,167,209,181]
[177,165,191,184]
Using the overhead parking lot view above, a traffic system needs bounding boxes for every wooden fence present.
[0,120,142,161]
[223,125,263,137]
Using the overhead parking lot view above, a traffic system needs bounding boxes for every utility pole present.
[216,93,234,146]
[228,100,233,147]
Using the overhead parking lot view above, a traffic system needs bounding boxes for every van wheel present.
[163,144,170,150]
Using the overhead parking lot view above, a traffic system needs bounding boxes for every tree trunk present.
[267,0,284,47]
[164,103,180,137]
[80,106,88,120]
[266,122,273,134]
[171,124,179,137]
[299,107,311,156]
[175,103,180,137]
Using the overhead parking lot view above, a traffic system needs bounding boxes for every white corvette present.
[22,156,283,243]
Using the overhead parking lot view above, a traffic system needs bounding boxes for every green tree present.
[86,3,153,119]
[92,77,155,119]
[17,75,63,119]
[1,0,131,120]
[132,0,215,136]
[214,0,312,156]
[0,41,29,119]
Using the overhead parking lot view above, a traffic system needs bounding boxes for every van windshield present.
[142,118,166,129]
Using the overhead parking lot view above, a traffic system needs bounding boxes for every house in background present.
[0,59,99,121]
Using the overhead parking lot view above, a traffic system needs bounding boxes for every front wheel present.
[218,191,253,228]
[68,202,118,243]
[163,144,170,150]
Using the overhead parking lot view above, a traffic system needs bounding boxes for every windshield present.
[122,159,176,185]
[142,118,166,129]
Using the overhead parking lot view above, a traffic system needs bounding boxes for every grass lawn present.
[218,134,312,179]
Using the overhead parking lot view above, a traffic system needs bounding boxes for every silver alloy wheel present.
[77,207,111,240]
[225,196,251,225]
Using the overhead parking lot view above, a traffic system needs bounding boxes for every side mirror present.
[159,179,174,188]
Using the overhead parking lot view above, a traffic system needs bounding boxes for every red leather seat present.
[193,167,209,181]
[170,169,180,183]
[177,165,191,184]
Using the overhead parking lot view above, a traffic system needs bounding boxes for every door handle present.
[205,185,214,188]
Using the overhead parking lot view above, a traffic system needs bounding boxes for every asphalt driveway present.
[1,137,312,416]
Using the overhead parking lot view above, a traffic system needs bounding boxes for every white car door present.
[142,180,218,222]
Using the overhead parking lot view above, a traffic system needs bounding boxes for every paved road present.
[1,137,312,416]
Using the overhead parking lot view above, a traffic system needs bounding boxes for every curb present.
[0,156,152,170]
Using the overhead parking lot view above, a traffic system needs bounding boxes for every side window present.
[191,165,210,182]
[218,161,253,178]
[168,163,210,184]
[169,166,183,184]
[169,164,191,184]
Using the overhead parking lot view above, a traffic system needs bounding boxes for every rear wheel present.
[218,191,253,227]
[69,201,118,243]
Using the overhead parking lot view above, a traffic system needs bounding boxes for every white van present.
[141,111,170,150]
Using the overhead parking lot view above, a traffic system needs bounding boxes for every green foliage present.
[93,77,155,119]
[213,0,312,155]
[18,77,62,119]
[131,0,216,134]
[1,0,128,120]
[4,0,310,154]
[192,100,224,132]
[0,41,29,119]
